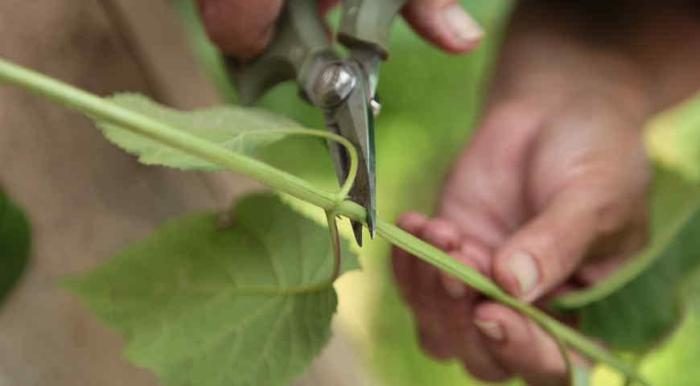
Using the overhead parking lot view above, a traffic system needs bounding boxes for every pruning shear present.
[228,0,407,246]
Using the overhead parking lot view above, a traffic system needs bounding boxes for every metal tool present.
[228,0,407,246]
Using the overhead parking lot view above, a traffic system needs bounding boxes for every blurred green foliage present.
[0,190,30,306]
[559,168,700,350]
[173,1,700,385]
[648,96,700,181]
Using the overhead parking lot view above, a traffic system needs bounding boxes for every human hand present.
[195,0,483,61]
[391,47,652,384]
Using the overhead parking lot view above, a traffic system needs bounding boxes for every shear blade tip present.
[351,221,364,247]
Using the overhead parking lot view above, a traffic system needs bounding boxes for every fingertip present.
[473,303,568,384]
[421,218,461,250]
[402,1,483,54]
[440,3,483,52]
[473,303,512,344]
[397,212,428,234]
[493,249,542,301]
[440,275,467,298]
[493,190,603,301]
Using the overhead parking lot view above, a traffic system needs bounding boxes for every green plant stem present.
[325,211,342,282]
[0,58,648,385]
[548,324,574,384]
[377,221,638,379]
[0,60,339,212]
[252,128,358,201]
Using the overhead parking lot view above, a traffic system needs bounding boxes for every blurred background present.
[0,0,700,386]
[169,0,700,385]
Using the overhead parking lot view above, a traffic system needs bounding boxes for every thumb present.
[197,0,283,60]
[492,188,604,302]
[402,0,483,53]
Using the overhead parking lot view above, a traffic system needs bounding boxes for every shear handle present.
[229,0,336,105]
[338,0,408,58]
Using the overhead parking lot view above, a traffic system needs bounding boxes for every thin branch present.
[0,57,649,385]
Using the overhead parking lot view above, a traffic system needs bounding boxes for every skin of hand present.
[393,87,651,385]
[393,2,700,385]
[194,1,700,385]
[195,0,483,61]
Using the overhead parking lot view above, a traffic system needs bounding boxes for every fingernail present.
[442,276,466,299]
[474,319,505,342]
[441,4,483,46]
[507,252,539,297]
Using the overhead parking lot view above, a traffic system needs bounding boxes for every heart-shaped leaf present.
[0,190,30,306]
[65,194,357,386]
[98,94,304,170]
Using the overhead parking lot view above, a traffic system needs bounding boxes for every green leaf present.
[557,168,700,350]
[641,297,700,385]
[65,194,357,386]
[98,93,302,170]
[0,190,31,306]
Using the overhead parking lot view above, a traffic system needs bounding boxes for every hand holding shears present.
[200,0,481,243]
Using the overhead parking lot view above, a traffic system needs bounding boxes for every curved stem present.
[325,210,342,282]
[548,325,574,384]
[0,58,648,385]
[247,128,359,201]
[375,220,644,382]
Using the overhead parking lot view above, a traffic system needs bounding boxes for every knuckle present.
[527,232,559,264]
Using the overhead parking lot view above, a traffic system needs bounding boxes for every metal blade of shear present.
[330,0,407,244]
[323,61,376,245]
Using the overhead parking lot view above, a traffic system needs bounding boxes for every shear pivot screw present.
[314,63,356,107]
